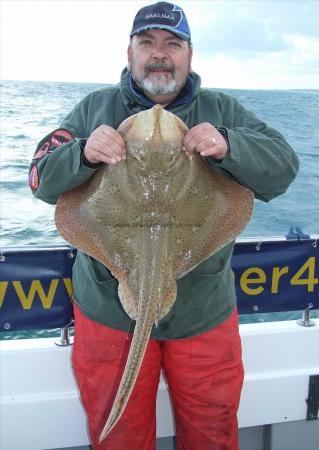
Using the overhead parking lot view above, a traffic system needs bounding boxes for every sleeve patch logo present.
[33,142,51,160]
[32,129,74,161]
[29,165,39,190]
[51,135,63,147]
[48,129,74,152]
[53,129,74,141]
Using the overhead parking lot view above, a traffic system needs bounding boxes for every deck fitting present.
[297,305,315,327]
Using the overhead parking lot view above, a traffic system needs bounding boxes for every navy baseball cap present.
[130,2,191,41]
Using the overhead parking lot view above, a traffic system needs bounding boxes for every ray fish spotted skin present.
[55,105,254,442]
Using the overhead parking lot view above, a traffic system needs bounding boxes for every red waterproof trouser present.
[72,303,244,450]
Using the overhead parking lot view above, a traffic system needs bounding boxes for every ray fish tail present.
[99,224,169,443]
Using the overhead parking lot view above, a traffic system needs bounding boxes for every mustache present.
[144,62,175,74]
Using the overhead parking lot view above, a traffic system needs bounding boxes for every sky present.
[1,0,319,89]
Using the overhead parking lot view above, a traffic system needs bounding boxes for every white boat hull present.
[1,318,318,450]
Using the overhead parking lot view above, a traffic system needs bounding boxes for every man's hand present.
[183,123,229,160]
[84,125,126,165]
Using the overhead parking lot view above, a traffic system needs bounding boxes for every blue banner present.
[233,238,319,314]
[0,247,74,331]
[0,238,318,331]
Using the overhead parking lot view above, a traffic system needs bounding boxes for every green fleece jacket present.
[29,69,299,339]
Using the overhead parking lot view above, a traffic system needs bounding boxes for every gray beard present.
[137,76,182,97]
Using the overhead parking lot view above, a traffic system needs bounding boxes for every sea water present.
[0,80,318,337]
[1,80,318,245]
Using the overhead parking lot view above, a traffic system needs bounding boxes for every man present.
[29,2,299,449]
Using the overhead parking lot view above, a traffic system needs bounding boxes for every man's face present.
[127,29,192,104]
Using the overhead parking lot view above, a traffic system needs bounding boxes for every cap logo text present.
[145,13,175,22]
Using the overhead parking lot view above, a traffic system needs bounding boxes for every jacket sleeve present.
[29,96,100,205]
[209,96,299,202]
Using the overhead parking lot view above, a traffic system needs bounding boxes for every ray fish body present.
[55,105,254,442]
